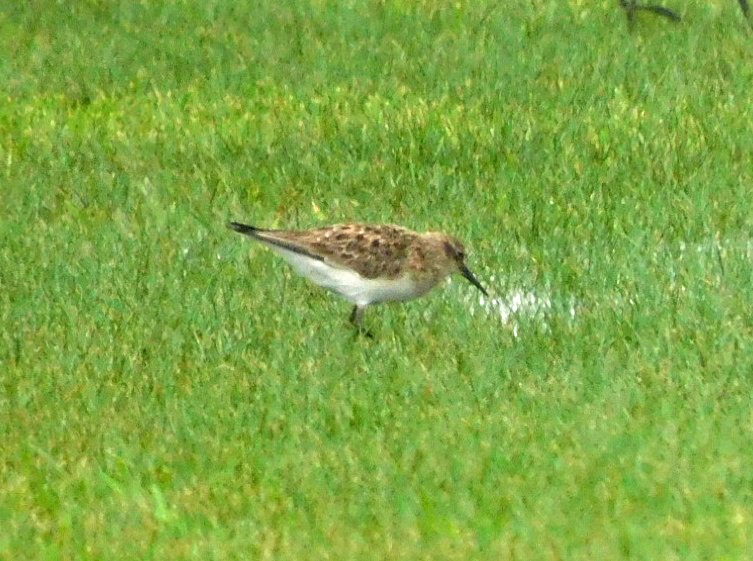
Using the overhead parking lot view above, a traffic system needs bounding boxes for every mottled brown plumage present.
[274,223,417,279]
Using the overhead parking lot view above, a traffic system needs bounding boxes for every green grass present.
[2,0,753,559]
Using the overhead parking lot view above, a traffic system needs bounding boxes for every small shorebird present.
[229,221,487,335]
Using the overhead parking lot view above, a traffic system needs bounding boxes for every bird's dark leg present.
[349,305,374,338]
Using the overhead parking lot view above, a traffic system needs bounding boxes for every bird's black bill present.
[460,264,488,297]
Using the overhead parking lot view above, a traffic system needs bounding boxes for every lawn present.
[2,1,753,559]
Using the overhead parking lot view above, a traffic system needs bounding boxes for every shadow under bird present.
[228,221,488,335]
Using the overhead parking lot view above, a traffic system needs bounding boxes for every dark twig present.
[619,0,681,26]
[620,0,752,28]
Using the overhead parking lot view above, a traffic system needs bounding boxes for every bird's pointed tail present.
[228,221,325,262]
[228,222,265,237]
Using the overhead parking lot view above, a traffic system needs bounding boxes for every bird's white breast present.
[268,246,433,306]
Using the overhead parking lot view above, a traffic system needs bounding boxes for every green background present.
[2,1,752,559]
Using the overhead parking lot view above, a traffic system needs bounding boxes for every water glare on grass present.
[456,273,575,337]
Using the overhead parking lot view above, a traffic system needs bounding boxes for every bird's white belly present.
[270,246,430,306]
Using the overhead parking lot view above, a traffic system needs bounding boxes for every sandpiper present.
[228,221,487,334]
